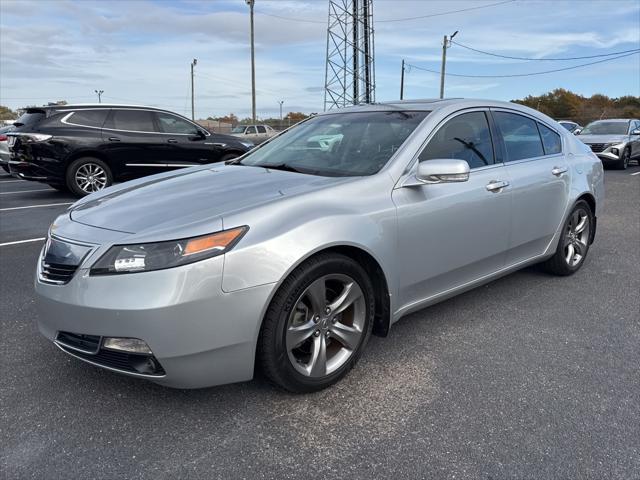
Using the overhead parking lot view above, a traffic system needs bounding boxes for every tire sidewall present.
[66,157,113,197]
[560,200,594,273]
[266,255,374,391]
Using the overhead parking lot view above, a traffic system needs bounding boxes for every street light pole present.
[94,89,104,103]
[190,58,197,121]
[278,100,284,121]
[400,59,405,100]
[246,0,256,124]
[439,30,458,99]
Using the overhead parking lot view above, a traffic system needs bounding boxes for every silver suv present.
[577,119,640,169]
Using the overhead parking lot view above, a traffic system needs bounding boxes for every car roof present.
[317,98,541,114]
[587,119,633,123]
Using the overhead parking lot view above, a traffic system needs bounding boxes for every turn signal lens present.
[184,227,246,256]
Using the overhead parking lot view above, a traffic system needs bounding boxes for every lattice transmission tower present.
[323,0,375,110]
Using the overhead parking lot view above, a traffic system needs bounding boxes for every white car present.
[230,124,277,144]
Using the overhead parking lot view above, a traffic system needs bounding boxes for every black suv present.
[7,105,254,196]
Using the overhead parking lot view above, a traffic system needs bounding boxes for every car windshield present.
[237,111,429,177]
[231,126,246,133]
[580,121,628,135]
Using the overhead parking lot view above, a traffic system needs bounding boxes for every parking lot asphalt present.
[1,166,639,480]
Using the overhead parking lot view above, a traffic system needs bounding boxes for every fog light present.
[611,148,619,156]
[102,337,152,354]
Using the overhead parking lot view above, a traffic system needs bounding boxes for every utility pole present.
[190,58,197,120]
[278,100,284,121]
[94,89,104,103]
[246,0,256,124]
[439,30,457,99]
[400,59,405,100]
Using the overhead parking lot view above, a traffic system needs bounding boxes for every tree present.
[0,105,16,120]
[212,113,238,124]
[284,112,308,123]
[512,89,640,125]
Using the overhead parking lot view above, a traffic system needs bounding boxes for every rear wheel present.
[258,253,375,393]
[541,200,593,276]
[66,157,112,197]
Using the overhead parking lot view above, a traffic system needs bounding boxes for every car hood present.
[70,165,348,238]
[578,134,627,144]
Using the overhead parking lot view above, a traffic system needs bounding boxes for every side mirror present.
[573,128,582,135]
[631,129,640,135]
[405,159,470,187]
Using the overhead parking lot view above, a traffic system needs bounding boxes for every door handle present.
[167,139,178,144]
[551,166,568,176]
[486,180,509,192]
[107,137,120,142]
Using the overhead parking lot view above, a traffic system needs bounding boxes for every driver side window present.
[419,111,495,169]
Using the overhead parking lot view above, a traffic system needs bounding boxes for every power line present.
[406,51,639,78]
[452,41,640,61]
[377,0,515,22]
[256,0,515,24]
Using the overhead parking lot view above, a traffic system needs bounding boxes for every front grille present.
[56,331,100,353]
[57,341,166,377]
[40,261,78,284]
[588,143,607,153]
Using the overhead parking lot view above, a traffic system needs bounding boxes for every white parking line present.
[630,171,640,176]
[0,202,72,212]
[0,189,52,195]
[0,237,46,247]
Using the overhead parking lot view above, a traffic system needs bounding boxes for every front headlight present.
[90,226,248,275]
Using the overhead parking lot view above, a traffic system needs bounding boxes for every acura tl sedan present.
[35,99,604,392]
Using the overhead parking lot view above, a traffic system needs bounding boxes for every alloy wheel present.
[286,274,366,378]
[75,162,108,193]
[564,208,590,267]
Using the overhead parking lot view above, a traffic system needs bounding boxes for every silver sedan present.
[35,99,604,392]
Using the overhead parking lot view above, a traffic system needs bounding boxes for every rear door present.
[393,109,512,307]
[153,111,222,164]
[102,109,165,177]
[491,109,571,265]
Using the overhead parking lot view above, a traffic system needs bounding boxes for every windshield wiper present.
[257,163,308,174]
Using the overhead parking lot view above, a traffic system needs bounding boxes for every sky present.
[1,0,639,120]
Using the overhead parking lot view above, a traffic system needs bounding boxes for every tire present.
[258,253,375,393]
[220,153,240,162]
[1,164,9,174]
[541,200,594,276]
[65,157,113,197]
[615,147,630,170]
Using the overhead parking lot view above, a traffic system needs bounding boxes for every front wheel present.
[66,157,113,197]
[258,253,375,393]
[615,147,630,170]
[541,200,593,276]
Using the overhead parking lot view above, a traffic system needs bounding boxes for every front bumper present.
[35,247,276,389]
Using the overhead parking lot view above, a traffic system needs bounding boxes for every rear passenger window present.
[419,111,495,168]
[107,110,156,132]
[67,110,109,128]
[257,126,266,134]
[538,123,562,155]
[494,112,544,161]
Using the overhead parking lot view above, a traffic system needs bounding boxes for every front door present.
[392,110,512,309]
[154,111,221,165]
